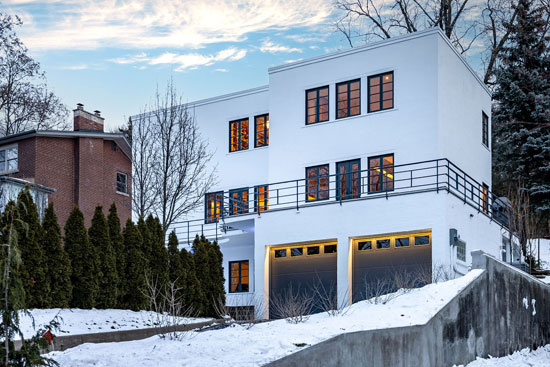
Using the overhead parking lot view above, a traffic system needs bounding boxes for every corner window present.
[116,172,128,194]
[229,260,249,293]
[414,235,430,246]
[368,154,394,193]
[306,164,329,201]
[336,79,361,119]
[336,159,361,201]
[229,188,248,215]
[229,118,249,152]
[368,71,393,112]
[254,185,269,212]
[0,145,18,174]
[255,114,269,148]
[482,112,489,147]
[481,183,489,214]
[306,86,329,125]
[205,191,223,223]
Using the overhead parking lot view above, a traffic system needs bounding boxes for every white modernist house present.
[148,28,512,318]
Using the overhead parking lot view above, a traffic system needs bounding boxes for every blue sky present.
[2,0,348,131]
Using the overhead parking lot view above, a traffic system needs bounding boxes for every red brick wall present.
[102,140,132,225]
[1,138,36,182]
[76,137,106,227]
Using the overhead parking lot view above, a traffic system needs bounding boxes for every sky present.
[1,0,349,131]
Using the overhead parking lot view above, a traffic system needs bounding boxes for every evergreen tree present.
[208,239,226,310]
[122,219,147,310]
[180,247,203,313]
[64,206,99,308]
[167,231,185,301]
[146,215,169,299]
[136,216,152,278]
[192,235,224,316]
[89,206,118,308]
[16,188,49,308]
[107,203,125,307]
[41,203,72,308]
[492,0,550,232]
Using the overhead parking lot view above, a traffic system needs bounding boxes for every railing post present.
[201,224,204,236]
[216,222,218,241]
[436,160,439,193]
[187,221,190,245]
[410,170,413,188]
[296,180,299,211]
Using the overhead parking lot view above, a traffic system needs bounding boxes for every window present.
[336,79,361,119]
[414,235,430,246]
[306,86,329,124]
[368,71,393,112]
[376,239,391,249]
[255,114,269,148]
[368,154,394,193]
[229,188,248,215]
[205,191,223,223]
[482,112,489,147]
[395,237,410,247]
[336,159,361,201]
[291,248,303,256]
[481,183,489,214]
[456,239,466,262]
[0,145,18,174]
[324,244,337,253]
[229,260,249,293]
[358,240,372,251]
[229,118,249,152]
[307,246,320,255]
[274,249,287,258]
[306,164,329,201]
[254,185,269,212]
[116,172,128,194]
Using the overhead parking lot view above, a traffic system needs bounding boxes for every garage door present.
[352,231,432,303]
[269,242,337,319]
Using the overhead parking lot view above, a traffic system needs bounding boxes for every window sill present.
[116,191,130,197]
[302,108,397,128]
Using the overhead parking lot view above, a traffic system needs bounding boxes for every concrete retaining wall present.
[266,251,550,366]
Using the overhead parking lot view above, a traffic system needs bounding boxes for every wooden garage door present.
[352,231,432,303]
[269,242,337,319]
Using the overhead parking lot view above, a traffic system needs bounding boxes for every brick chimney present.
[73,103,105,132]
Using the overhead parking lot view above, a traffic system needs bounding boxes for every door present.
[336,159,361,201]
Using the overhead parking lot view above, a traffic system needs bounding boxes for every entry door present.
[336,159,361,201]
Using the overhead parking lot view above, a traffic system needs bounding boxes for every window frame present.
[0,144,18,175]
[229,118,249,152]
[205,191,224,224]
[305,164,330,202]
[305,86,329,125]
[336,79,361,119]
[254,185,269,212]
[368,154,394,194]
[228,260,249,293]
[336,159,361,201]
[368,71,394,113]
[116,172,128,194]
[481,183,489,214]
[482,111,489,148]
[229,187,249,215]
[254,113,269,148]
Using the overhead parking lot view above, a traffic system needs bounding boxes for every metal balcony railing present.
[171,158,509,244]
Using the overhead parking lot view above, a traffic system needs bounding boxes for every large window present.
[255,114,269,148]
[0,145,18,174]
[116,172,128,194]
[481,183,489,214]
[254,185,269,212]
[336,79,361,119]
[306,86,329,125]
[229,118,249,152]
[336,159,361,201]
[229,260,249,293]
[229,188,248,215]
[205,191,223,223]
[368,71,394,112]
[306,164,329,201]
[368,154,394,193]
[482,112,489,147]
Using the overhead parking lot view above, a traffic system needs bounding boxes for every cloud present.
[259,39,302,54]
[9,0,333,51]
[60,64,89,70]
[215,68,228,72]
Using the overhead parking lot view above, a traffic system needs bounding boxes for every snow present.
[456,345,550,366]
[46,269,483,367]
[18,309,211,339]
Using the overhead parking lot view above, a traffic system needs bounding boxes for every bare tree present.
[0,12,68,136]
[133,81,216,231]
[270,285,315,323]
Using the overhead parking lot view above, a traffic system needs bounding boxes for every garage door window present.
[358,241,372,251]
[415,235,430,246]
[229,260,249,293]
[307,246,320,255]
[324,244,337,253]
[291,248,303,257]
[275,249,287,258]
[395,237,410,247]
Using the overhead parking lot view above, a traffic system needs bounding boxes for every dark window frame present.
[229,187,249,215]
[368,71,394,113]
[482,111,489,148]
[254,185,269,212]
[368,154,394,194]
[336,79,361,119]
[305,164,330,202]
[116,172,128,194]
[229,260,249,293]
[305,86,329,125]
[229,118,249,152]
[254,114,269,148]
[481,183,489,214]
[205,191,224,224]
[336,159,361,201]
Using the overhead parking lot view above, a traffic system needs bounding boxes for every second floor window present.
[368,71,394,112]
[336,79,361,119]
[306,86,329,125]
[205,191,223,223]
[482,112,489,147]
[0,145,18,174]
[255,114,269,147]
[116,172,128,194]
[229,118,249,152]
[481,183,489,214]
[229,188,248,215]
[254,185,269,212]
[336,159,361,200]
[306,164,329,201]
[369,154,394,193]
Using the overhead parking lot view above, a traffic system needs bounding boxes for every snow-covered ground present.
[457,345,550,366]
[47,270,483,367]
[538,239,550,284]
[19,309,211,338]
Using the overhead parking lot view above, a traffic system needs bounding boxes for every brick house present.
[0,104,132,228]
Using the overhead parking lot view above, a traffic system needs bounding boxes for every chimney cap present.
[76,103,84,110]
[94,110,101,116]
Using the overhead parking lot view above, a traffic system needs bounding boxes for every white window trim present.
[0,144,18,175]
